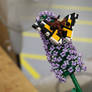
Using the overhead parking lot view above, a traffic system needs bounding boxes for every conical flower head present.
[40,32,86,82]
[33,11,86,82]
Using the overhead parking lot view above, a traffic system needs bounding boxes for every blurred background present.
[0,0,92,92]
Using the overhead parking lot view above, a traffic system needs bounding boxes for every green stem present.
[70,73,82,92]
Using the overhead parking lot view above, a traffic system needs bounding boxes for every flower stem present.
[70,73,82,92]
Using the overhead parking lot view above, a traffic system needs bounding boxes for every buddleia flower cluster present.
[36,11,87,82]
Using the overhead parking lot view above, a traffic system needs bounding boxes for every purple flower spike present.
[55,63,60,67]
[41,11,45,15]
[33,11,87,83]
[51,13,55,17]
[64,60,69,65]
[36,16,40,21]
[58,70,63,75]
[78,57,81,61]
[82,66,87,71]
[53,57,57,62]
[56,46,62,50]
[61,64,66,69]
[47,56,51,61]
[53,51,58,56]
[77,61,83,66]
[46,52,50,57]
[63,48,68,53]
[51,63,56,67]
[76,66,81,72]
[39,12,43,16]
[73,50,77,55]
[60,52,66,57]
[43,45,48,50]
[70,55,74,59]
[66,55,72,60]
[72,61,77,66]
[54,69,59,74]
[68,67,73,73]
[64,44,69,49]
[69,44,73,48]
[44,11,48,15]
[78,53,82,57]
[73,56,77,59]
[57,57,62,62]
[69,50,74,54]
[59,77,66,83]
[50,46,55,51]
[48,11,51,16]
